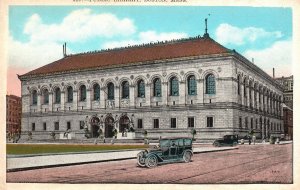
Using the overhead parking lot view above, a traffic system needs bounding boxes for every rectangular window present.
[80,121,84,129]
[207,117,214,127]
[171,118,176,128]
[188,117,195,128]
[239,117,242,128]
[154,119,159,128]
[245,117,248,129]
[137,119,143,129]
[43,122,47,131]
[32,123,35,131]
[251,118,253,129]
[54,122,59,130]
[67,121,71,130]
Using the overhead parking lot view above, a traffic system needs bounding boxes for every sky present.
[7,6,292,96]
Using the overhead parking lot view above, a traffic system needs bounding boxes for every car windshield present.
[159,139,170,147]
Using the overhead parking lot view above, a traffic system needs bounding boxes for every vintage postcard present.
[1,0,299,190]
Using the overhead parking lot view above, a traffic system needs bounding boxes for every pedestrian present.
[252,135,256,145]
[248,135,251,145]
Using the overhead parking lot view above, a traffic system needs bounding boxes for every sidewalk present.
[7,146,238,172]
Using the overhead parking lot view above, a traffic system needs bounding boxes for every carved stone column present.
[162,82,168,106]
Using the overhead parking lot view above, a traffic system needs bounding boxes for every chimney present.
[63,42,67,57]
[273,68,275,78]
[252,58,254,63]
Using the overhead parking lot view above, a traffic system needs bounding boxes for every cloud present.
[102,30,188,49]
[215,23,283,46]
[8,36,63,70]
[24,9,136,43]
[243,40,292,77]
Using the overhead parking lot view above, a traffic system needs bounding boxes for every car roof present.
[160,137,192,140]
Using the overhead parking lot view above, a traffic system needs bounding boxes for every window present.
[54,122,59,130]
[251,118,253,129]
[67,121,71,130]
[79,85,86,101]
[31,90,38,105]
[32,123,35,131]
[171,118,176,128]
[239,117,242,128]
[153,78,161,97]
[93,83,100,101]
[187,75,197,95]
[80,121,85,129]
[188,117,195,128]
[237,75,241,95]
[244,79,247,97]
[137,80,145,98]
[154,119,159,128]
[43,122,47,131]
[170,77,179,96]
[245,117,248,129]
[138,119,143,128]
[207,117,213,127]
[122,81,129,99]
[43,89,49,104]
[107,82,114,100]
[54,88,61,103]
[67,86,73,102]
[206,74,215,94]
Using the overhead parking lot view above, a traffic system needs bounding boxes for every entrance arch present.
[90,116,100,138]
[105,116,115,138]
[119,115,130,135]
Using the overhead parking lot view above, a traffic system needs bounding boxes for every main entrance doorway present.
[105,116,114,138]
[119,115,130,134]
[90,116,100,138]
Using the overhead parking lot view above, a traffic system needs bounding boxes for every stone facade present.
[18,36,284,141]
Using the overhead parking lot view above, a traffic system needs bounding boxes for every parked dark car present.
[137,137,193,168]
[213,135,238,147]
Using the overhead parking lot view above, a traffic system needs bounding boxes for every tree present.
[191,129,197,140]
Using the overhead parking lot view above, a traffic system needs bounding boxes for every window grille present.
[188,75,197,95]
[206,74,215,95]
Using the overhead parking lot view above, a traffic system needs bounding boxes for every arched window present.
[32,90,37,105]
[237,75,241,95]
[249,81,252,101]
[244,78,247,97]
[205,74,215,95]
[187,75,197,95]
[67,86,73,102]
[54,88,61,104]
[79,85,86,101]
[153,78,161,97]
[107,82,114,100]
[43,89,49,104]
[93,83,100,101]
[137,80,145,98]
[170,77,179,96]
[122,81,129,99]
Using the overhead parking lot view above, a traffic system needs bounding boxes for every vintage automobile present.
[213,134,239,147]
[137,137,193,168]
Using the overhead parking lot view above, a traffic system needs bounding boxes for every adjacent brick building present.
[6,95,22,137]
[275,75,293,110]
[18,34,284,141]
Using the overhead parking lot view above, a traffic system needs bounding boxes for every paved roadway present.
[7,143,292,184]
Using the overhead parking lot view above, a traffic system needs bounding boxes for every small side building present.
[6,95,22,139]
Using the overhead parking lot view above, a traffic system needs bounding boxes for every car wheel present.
[213,142,220,147]
[145,155,158,168]
[232,142,238,146]
[137,152,146,167]
[183,151,192,163]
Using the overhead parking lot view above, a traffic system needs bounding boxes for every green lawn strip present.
[7,144,149,155]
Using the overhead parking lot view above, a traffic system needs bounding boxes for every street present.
[7,143,292,184]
